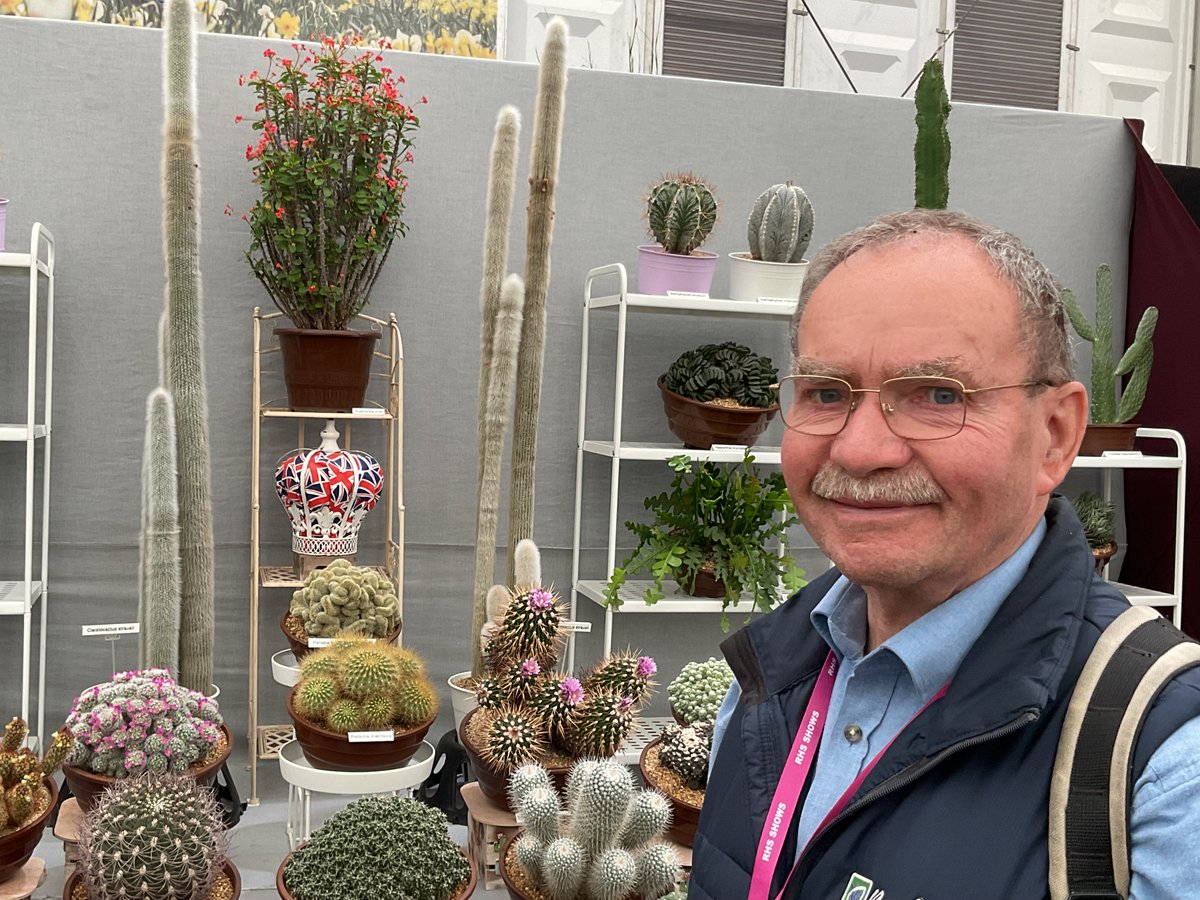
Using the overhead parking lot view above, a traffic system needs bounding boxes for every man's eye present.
[929,387,962,405]
[814,389,845,404]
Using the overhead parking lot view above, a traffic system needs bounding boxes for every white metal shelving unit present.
[0,223,55,749]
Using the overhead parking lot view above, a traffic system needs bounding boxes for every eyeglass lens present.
[779,376,967,439]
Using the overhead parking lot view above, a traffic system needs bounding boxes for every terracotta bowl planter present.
[639,736,702,847]
[1092,541,1119,573]
[0,775,57,883]
[658,375,778,450]
[280,610,403,662]
[275,844,475,899]
[677,567,729,599]
[64,858,241,899]
[285,688,434,771]
[1079,423,1139,456]
[275,327,380,412]
[458,709,569,812]
[62,724,233,813]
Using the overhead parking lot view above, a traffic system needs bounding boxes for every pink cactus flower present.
[529,588,554,610]
[636,656,657,678]
[560,678,584,706]
[618,696,634,712]
[520,658,540,678]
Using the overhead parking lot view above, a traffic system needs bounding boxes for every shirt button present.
[844,724,863,743]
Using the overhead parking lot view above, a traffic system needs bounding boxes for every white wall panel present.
[507,0,627,70]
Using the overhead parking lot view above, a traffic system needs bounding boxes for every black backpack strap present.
[1050,606,1200,900]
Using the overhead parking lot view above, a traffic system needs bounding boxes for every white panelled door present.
[508,0,628,70]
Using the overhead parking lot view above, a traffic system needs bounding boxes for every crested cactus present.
[747,182,814,264]
[664,342,779,408]
[290,558,401,639]
[1072,491,1117,549]
[914,57,951,211]
[77,774,228,900]
[0,717,71,835]
[1062,264,1158,424]
[138,387,182,675]
[658,722,714,790]
[668,657,734,724]
[584,653,657,705]
[486,585,565,667]
[479,706,546,773]
[646,173,719,255]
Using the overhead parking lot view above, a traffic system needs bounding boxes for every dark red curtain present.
[1120,119,1198,638]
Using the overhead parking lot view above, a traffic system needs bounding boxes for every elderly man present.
[690,209,1200,900]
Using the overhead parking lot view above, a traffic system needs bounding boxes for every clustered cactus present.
[64,669,223,778]
[77,773,228,900]
[1072,491,1117,548]
[508,759,681,900]
[668,658,734,725]
[658,722,714,791]
[293,633,437,733]
[747,182,814,264]
[0,717,72,834]
[664,342,779,409]
[646,173,719,256]
[290,558,401,639]
[282,796,470,900]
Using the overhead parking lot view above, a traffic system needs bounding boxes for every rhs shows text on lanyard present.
[748,650,950,900]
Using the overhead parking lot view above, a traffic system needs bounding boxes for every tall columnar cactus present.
[646,173,719,255]
[138,388,181,674]
[747,182,814,263]
[1062,264,1159,424]
[507,19,569,580]
[162,0,215,693]
[914,57,951,210]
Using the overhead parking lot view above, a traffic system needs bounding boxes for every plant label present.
[352,407,388,417]
[307,637,333,648]
[82,623,140,636]
[710,444,747,453]
[756,296,796,306]
[560,620,593,633]
[665,290,710,299]
[348,730,396,743]
[1101,450,1143,458]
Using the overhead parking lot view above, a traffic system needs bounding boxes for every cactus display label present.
[347,730,396,743]
[81,622,140,636]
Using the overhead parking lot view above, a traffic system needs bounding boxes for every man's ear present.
[1037,381,1089,494]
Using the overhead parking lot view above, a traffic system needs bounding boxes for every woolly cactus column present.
[138,388,181,673]
[162,0,215,692]
[914,57,951,210]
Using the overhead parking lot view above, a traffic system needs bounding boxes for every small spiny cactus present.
[529,676,584,743]
[747,182,814,264]
[565,693,637,759]
[658,722,714,790]
[480,706,547,774]
[584,653,657,705]
[646,173,719,255]
[486,585,565,666]
[668,657,733,724]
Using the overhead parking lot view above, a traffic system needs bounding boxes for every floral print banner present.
[3,0,501,58]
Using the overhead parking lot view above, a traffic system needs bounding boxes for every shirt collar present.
[810,518,1048,699]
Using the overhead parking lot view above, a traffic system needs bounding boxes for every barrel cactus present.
[658,722,714,791]
[747,182,814,263]
[0,717,72,833]
[668,657,734,724]
[646,173,719,255]
[664,342,779,408]
[76,773,229,900]
[290,558,401,638]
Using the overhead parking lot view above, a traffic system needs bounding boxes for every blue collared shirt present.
[710,521,1200,899]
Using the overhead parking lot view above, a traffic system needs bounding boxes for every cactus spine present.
[747,182,814,263]
[914,57,951,211]
[138,388,181,674]
[1062,264,1158,424]
[646,173,719,255]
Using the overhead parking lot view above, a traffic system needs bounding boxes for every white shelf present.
[587,292,796,318]
[576,579,780,615]
[1070,455,1182,470]
[0,252,51,276]
[0,424,48,442]
[1114,582,1179,609]
[0,580,43,615]
[582,440,781,464]
[260,405,395,420]
[614,715,672,765]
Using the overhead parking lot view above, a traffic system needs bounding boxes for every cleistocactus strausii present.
[138,387,182,675]
[747,182,814,264]
[290,558,401,639]
[508,759,680,900]
[664,342,779,409]
[646,173,719,256]
[0,718,73,834]
[76,774,228,900]
[1071,491,1117,549]
[63,670,223,778]
[668,657,733,724]
[658,722,714,791]
[914,57,951,211]
[1062,264,1159,425]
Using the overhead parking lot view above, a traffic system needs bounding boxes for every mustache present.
[811,463,944,505]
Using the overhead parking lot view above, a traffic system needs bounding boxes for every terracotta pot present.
[64,858,242,899]
[1079,423,1139,456]
[275,327,380,412]
[1092,540,1119,573]
[658,375,778,450]
[639,736,702,847]
[286,688,434,771]
[678,567,728,599]
[276,844,475,899]
[458,709,569,812]
[280,610,403,662]
[0,775,57,883]
[62,724,234,813]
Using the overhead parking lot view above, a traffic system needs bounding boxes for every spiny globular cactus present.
[0,718,72,834]
[77,773,228,900]
[646,173,719,255]
[584,653,657,705]
[668,657,734,724]
[747,182,814,264]
[914,57,951,211]
[565,693,637,759]
[528,676,584,743]
[290,558,401,639]
[479,706,546,773]
[486,585,565,667]
[658,722,714,790]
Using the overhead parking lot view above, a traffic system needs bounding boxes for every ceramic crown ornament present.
[275,420,383,560]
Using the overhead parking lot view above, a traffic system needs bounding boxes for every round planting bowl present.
[658,375,778,450]
[1079,423,1139,456]
[64,858,241,900]
[280,611,403,662]
[458,709,569,812]
[639,736,702,847]
[286,688,434,771]
[275,845,475,899]
[0,775,57,883]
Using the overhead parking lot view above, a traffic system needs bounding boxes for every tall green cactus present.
[507,19,569,579]
[162,0,215,692]
[138,388,181,674]
[747,182,814,263]
[914,58,951,210]
[647,173,718,255]
[1062,264,1159,424]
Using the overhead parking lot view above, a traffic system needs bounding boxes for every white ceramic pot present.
[728,252,809,303]
[24,0,74,18]
[448,671,477,732]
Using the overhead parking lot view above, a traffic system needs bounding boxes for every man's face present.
[781,235,1061,597]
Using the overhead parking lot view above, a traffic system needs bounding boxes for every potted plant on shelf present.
[283,559,401,661]
[287,632,437,770]
[1072,490,1118,572]
[65,773,240,899]
[604,453,806,631]
[500,758,681,900]
[61,669,230,812]
[238,37,423,411]
[658,341,780,449]
[639,721,714,848]
[0,718,72,883]
[276,795,474,899]
[637,172,720,296]
[667,657,733,725]
[1062,264,1158,455]
[728,182,815,302]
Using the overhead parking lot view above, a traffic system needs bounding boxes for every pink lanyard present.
[748,650,951,900]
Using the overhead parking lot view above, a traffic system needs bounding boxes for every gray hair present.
[791,209,1074,384]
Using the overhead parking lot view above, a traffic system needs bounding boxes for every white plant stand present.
[0,223,54,749]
